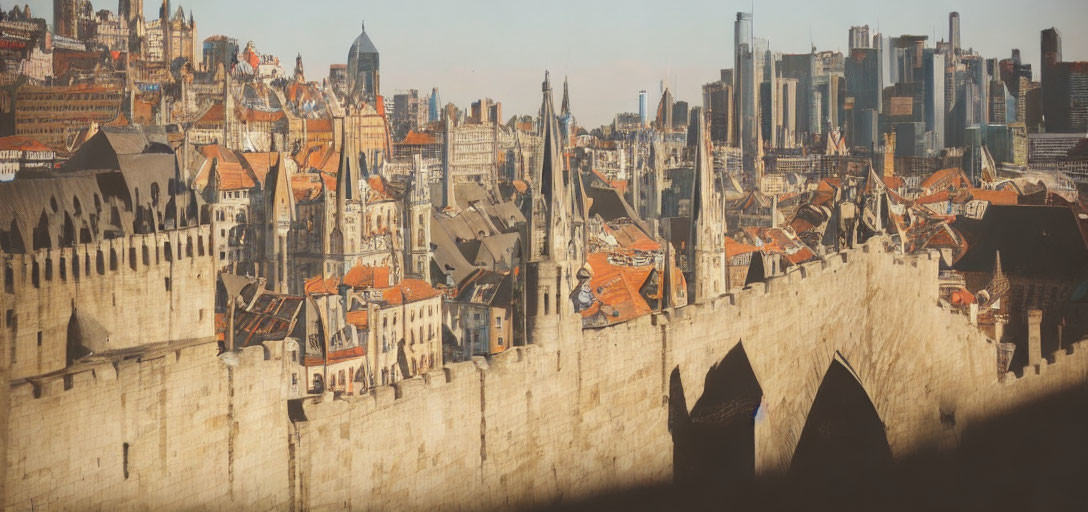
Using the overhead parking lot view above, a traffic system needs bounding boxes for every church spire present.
[689,107,726,304]
[530,71,570,263]
[560,75,571,116]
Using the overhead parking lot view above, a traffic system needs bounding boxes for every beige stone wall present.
[4,240,1086,510]
[1,226,216,380]
[4,341,291,511]
[288,241,1085,510]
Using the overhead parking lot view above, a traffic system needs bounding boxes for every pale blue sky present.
[17,0,1088,126]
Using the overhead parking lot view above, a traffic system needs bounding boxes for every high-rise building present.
[119,0,144,24]
[672,100,690,130]
[702,81,734,145]
[846,48,882,148]
[1040,27,1088,133]
[780,53,815,140]
[849,25,871,50]
[53,0,81,39]
[923,49,946,152]
[428,88,441,123]
[949,12,961,53]
[989,80,1010,125]
[638,90,648,126]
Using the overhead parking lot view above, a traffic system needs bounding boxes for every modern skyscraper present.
[428,88,442,122]
[702,80,734,145]
[638,90,648,126]
[923,49,946,152]
[949,12,961,53]
[849,25,871,50]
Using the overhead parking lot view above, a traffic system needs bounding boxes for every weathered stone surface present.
[4,248,1087,510]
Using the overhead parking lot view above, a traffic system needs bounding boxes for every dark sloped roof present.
[454,269,513,306]
[951,205,1088,279]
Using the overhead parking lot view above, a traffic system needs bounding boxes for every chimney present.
[1028,309,1043,368]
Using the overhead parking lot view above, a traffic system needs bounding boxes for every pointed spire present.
[531,70,570,262]
[691,107,711,230]
[336,120,358,202]
[560,75,571,116]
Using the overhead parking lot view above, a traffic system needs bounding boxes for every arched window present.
[198,236,205,256]
[186,237,193,258]
[109,249,118,271]
[95,250,105,275]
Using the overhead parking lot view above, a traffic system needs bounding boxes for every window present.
[495,316,502,328]
[164,277,171,291]
[498,337,504,347]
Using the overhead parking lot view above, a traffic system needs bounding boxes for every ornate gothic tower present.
[527,72,577,348]
[406,155,432,279]
[335,119,363,257]
[264,153,295,293]
[689,107,727,304]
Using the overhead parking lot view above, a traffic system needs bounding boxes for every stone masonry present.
[4,239,1087,510]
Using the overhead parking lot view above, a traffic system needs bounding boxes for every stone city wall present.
[4,341,292,510]
[1,226,216,380]
[3,242,1087,510]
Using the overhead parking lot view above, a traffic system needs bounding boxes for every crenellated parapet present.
[1,225,216,380]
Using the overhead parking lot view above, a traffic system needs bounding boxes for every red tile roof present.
[0,135,54,152]
[581,252,654,326]
[400,130,438,145]
[381,279,442,304]
[304,265,393,295]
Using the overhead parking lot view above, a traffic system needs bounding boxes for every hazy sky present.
[19,0,1088,126]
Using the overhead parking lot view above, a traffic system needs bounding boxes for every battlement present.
[1,225,213,295]
[294,240,944,421]
[2,225,216,381]
[1004,339,1088,385]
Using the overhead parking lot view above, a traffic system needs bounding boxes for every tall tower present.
[638,90,648,126]
[264,153,295,293]
[949,12,961,54]
[53,0,80,39]
[527,72,575,348]
[336,119,363,255]
[688,107,726,304]
[407,155,432,279]
[559,76,574,143]
[347,20,380,105]
[119,0,143,24]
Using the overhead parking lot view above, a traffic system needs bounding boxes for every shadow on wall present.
[530,377,1088,511]
[668,342,762,498]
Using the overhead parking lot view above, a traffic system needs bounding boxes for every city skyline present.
[22,0,1088,126]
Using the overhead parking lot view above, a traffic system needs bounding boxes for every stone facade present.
[4,243,1086,510]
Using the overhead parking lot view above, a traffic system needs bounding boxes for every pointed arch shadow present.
[669,341,764,497]
[790,353,892,493]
